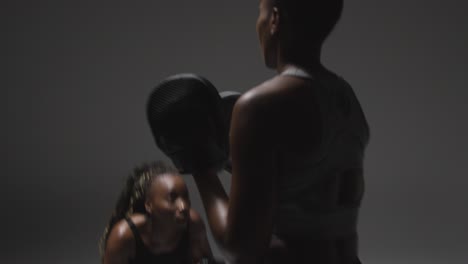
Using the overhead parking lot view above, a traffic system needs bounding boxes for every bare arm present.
[193,88,278,263]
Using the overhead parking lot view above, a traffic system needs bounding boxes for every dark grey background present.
[4,0,467,263]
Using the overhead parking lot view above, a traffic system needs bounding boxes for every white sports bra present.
[280,65,314,79]
[273,65,370,239]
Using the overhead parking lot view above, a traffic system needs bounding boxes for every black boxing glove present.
[146,73,229,174]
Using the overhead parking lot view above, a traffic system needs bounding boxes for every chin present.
[176,221,188,229]
[262,43,277,69]
[175,217,188,227]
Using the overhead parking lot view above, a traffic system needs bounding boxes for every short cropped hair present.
[274,0,344,44]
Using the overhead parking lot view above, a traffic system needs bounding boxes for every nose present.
[176,199,188,213]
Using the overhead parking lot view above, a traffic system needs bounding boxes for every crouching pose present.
[100,161,214,264]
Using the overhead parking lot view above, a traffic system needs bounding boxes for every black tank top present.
[125,217,190,264]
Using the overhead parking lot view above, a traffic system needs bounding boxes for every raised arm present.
[193,88,278,263]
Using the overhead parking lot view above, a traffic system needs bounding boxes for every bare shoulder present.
[237,77,280,107]
[237,75,307,112]
[105,214,147,255]
[127,213,149,230]
[104,219,135,263]
[234,76,303,130]
[232,75,322,150]
[107,218,134,245]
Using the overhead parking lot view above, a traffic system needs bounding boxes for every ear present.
[270,6,280,35]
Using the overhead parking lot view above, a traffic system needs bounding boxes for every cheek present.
[257,22,267,56]
[151,200,175,216]
[256,11,267,41]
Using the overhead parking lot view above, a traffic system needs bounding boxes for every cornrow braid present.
[99,161,179,261]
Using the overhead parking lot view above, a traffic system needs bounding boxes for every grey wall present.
[4,0,467,263]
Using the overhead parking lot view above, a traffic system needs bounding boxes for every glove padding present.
[146,73,228,174]
[219,91,241,130]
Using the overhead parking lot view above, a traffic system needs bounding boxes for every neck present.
[275,44,323,74]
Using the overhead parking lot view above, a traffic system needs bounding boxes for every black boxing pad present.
[219,91,242,173]
[146,73,228,174]
[220,91,242,130]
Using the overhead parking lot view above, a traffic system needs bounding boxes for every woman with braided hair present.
[100,161,214,264]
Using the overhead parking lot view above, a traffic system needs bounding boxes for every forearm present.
[193,171,268,264]
[192,170,229,247]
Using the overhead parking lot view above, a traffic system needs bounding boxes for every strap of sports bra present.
[124,216,145,247]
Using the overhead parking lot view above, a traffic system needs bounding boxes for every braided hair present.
[99,161,179,260]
